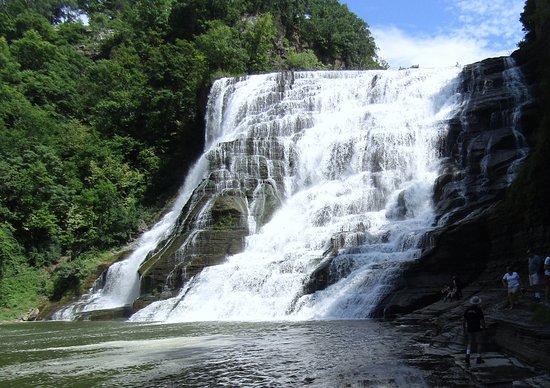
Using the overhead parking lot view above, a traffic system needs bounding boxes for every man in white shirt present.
[502,266,521,309]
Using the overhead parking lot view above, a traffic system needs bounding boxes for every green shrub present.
[287,48,324,70]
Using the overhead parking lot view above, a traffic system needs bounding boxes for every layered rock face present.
[135,77,290,307]
[433,57,531,226]
[377,56,538,316]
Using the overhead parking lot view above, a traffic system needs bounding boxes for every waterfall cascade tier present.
[129,67,463,322]
[54,57,529,323]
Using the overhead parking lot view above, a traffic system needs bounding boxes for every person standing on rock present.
[502,266,521,309]
[545,256,550,302]
[527,250,543,302]
[463,296,486,366]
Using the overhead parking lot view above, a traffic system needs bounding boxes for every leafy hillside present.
[0,0,383,319]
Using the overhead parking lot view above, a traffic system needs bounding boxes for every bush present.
[287,48,324,70]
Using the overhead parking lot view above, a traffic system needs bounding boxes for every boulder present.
[74,306,133,321]
[134,131,289,309]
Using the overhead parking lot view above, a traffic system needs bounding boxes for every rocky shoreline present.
[393,284,550,386]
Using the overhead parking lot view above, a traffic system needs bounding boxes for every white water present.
[503,57,531,181]
[130,68,462,323]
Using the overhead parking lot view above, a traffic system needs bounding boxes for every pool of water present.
[0,320,428,387]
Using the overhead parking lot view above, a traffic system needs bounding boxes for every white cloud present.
[450,0,525,47]
[373,0,524,68]
[373,27,508,68]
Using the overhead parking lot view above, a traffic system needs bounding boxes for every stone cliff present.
[376,34,550,371]
[376,56,540,317]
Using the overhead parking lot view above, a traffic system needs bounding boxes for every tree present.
[286,47,324,70]
[196,20,248,74]
[242,13,277,73]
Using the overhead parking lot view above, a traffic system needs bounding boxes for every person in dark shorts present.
[450,276,463,301]
[528,250,543,301]
[463,296,486,366]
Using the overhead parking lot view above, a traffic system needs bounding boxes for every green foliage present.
[212,214,238,230]
[11,30,58,70]
[286,48,324,70]
[298,0,377,68]
[196,21,248,74]
[0,0,382,319]
[242,13,277,73]
[50,249,119,300]
[0,223,47,320]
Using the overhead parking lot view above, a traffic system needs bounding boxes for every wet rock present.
[132,295,159,312]
[75,306,133,321]
[135,120,293,308]
[250,181,282,228]
[303,255,335,295]
[386,190,407,220]
[433,56,533,226]
[492,315,550,368]
[17,308,40,322]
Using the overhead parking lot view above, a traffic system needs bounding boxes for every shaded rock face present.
[433,57,533,227]
[75,306,133,321]
[376,56,540,317]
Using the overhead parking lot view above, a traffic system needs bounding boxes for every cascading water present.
[130,67,463,322]
[51,161,208,320]
[503,57,531,181]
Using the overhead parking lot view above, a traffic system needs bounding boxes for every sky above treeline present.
[341,0,526,68]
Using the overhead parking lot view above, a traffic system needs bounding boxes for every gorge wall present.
[52,56,539,323]
[376,48,547,318]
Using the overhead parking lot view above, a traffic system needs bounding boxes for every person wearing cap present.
[463,296,486,366]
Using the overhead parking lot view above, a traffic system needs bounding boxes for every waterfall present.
[503,57,531,182]
[129,67,462,322]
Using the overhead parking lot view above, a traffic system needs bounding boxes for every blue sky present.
[341,0,526,68]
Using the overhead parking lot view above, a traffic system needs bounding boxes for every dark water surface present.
[0,320,427,387]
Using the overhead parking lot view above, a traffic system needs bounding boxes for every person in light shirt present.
[502,266,521,310]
